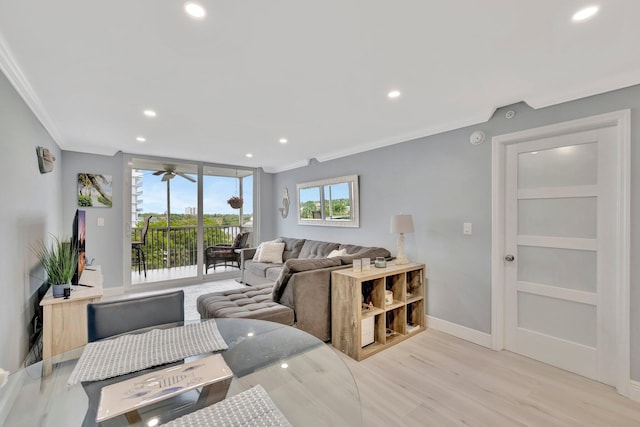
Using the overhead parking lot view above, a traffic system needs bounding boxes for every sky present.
[299,182,350,203]
[138,170,253,215]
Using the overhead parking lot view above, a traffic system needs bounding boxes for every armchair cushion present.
[230,232,246,249]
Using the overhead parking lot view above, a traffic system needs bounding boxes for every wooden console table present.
[331,262,426,361]
[40,266,104,359]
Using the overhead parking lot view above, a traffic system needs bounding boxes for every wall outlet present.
[463,222,472,235]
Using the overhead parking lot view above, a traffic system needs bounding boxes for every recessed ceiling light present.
[279,138,288,144]
[184,2,206,19]
[136,137,146,142]
[246,153,253,158]
[572,5,599,22]
[143,110,156,117]
[387,90,401,99]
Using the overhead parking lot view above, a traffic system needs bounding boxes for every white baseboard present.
[628,380,640,402]
[427,315,492,349]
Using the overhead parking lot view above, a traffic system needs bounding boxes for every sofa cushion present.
[298,240,340,259]
[245,261,278,276]
[272,258,341,302]
[279,237,306,261]
[266,266,284,282]
[339,244,391,258]
[244,261,283,283]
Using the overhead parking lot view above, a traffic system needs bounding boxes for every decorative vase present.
[52,283,71,298]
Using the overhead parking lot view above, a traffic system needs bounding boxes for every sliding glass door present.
[127,157,254,287]
[202,167,254,278]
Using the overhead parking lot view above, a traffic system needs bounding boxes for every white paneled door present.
[503,126,619,385]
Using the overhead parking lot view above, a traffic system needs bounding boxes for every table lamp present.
[390,214,414,265]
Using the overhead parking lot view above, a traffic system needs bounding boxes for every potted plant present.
[227,196,243,209]
[32,235,78,298]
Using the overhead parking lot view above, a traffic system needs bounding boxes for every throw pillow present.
[256,242,285,264]
[327,248,347,258]
[253,238,282,261]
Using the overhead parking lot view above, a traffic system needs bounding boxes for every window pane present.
[518,197,596,238]
[518,143,597,189]
[518,292,596,347]
[324,182,352,220]
[300,187,322,219]
[518,246,596,292]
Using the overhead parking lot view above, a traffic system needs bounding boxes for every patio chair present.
[205,231,250,273]
[132,215,152,277]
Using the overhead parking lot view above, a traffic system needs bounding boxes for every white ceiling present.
[1,1,639,173]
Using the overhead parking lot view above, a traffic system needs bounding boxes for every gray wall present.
[255,168,275,242]
[61,151,124,289]
[273,84,640,380]
[273,127,493,333]
[0,72,63,372]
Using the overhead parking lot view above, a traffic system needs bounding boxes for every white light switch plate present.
[97,217,105,226]
[463,222,472,235]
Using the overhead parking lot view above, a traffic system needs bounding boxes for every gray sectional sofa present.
[238,237,391,341]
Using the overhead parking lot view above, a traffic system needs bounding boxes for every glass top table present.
[0,318,361,426]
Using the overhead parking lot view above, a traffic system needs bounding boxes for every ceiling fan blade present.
[176,172,196,182]
[152,170,164,176]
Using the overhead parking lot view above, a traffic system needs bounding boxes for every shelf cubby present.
[332,262,426,361]
[407,300,425,333]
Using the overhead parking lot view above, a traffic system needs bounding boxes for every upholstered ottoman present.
[196,283,294,325]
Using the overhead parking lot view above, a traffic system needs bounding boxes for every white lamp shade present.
[390,214,414,234]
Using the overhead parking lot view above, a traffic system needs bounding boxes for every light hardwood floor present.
[338,329,640,427]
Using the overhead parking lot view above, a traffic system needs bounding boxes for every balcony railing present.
[131,225,250,270]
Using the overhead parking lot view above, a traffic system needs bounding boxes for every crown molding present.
[314,109,495,164]
[524,72,640,110]
[0,34,63,144]
[262,109,495,174]
[263,159,310,174]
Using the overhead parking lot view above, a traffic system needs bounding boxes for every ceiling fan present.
[152,166,196,182]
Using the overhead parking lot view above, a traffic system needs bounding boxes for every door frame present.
[490,109,631,396]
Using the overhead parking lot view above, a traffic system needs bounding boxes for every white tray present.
[96,354,232,422]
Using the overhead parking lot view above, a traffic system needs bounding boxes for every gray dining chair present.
[87,290,184,342]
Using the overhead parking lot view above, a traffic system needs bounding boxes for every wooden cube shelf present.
[331,262,426,361]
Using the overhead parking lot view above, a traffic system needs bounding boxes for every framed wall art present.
[78,173,113,208]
